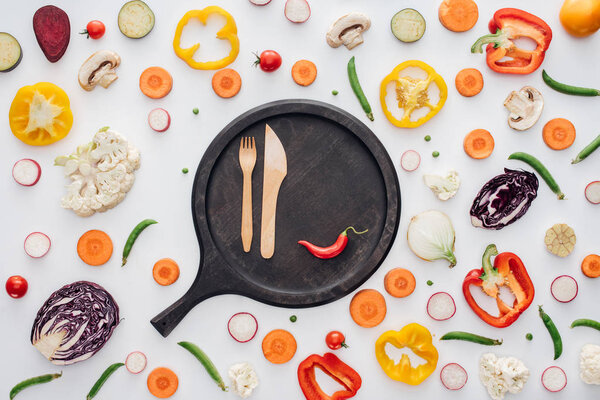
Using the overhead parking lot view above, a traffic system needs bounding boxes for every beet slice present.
[33,5,70,62]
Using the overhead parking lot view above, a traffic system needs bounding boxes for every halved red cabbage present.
[470,168,538,230]
[30,281,119,365]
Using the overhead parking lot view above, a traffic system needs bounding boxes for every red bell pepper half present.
[463,244,535,328]
[297,353,361,400]
[471,8,552,74]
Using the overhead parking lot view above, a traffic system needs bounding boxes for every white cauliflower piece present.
[479,353,529,400]
[229,362,258,398]
[423,170,460,200]
[55,127,140,217]
[580,344,600,385]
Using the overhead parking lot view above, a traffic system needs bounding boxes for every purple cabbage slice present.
[470,168,538,230]
[30,281,119,365]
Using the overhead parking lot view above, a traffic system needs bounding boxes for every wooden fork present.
[239,137,256,252]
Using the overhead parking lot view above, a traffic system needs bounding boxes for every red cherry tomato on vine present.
[81,20,106,39]
[254,50,282,72]
[6,275,28,298]
[325,331,348,350]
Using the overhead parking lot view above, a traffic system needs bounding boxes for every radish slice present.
[125,351,147,374]
[401,150,420,172]
[542,366,567,392]
[13,159,41,186]
[285,0,310,23]
[24,232,51,258]
[585,181,600,204]
[551,275,578,303]
[427,292,456,321]
[249,0,271,5]
[148,108,170,132]
[440,363,468,390]
[228,312,258,343]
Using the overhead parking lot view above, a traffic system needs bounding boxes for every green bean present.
[440,331,503,346]
[122,218,158,266]
[542,70,600,97]
[87,363,124,400]
[571,318,600,331]
[508,152,565,199]
[347,56,374,121]
[178,341,227,391]
[572,134,600,164]
[10,372,62,399]
[539,306,562,360]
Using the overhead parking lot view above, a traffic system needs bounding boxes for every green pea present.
[290,315,297,322]
[332,90,339,95]
[193,107,199,115]
[426,280,433,286]
[182,168,189,174]
[432,151,440,158]
[526,333,533,341]
[424,135,431,142]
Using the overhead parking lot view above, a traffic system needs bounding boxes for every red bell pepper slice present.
[462,244,535,328]
[297,353,362,400]
[471,8,552,74]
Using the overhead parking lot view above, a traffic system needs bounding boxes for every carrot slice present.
[211,68,242,98]
[455,68,483,97]
[262,329,297,364]
[582,254,600,278]
[464,129,494,159]
[147,367,178,398]
[438,0,479,32]
[140,66,173,99]
[384,268,416,298]
[349,289,386,328]
[543,118,576,150]
[153,258,180,286]
[77,229,113,266]
[291,60,317,86]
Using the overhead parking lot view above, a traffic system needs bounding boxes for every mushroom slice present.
[326,12,371,50]
[503,86,544,131]
[78,50,121,91]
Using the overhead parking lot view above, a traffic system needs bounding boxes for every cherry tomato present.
[6,275,28,298]
[254,50,282,72]
[81,20,106,39]
[325,331,348,350]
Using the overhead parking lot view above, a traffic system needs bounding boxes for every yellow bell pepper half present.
[380,60,447,128]
[9,82,73,146]
[375,323,439,385]
[173,6,240,70]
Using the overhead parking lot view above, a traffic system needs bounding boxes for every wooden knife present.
[260,124,287,259]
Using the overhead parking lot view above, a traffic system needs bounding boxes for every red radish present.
[285,0,311,23]
[13,159,41,186]
[24,232,51,258]
[551,275,578,303]
[228,312,258,343]
[585,181,600,204]
[400,150,420,172]
[148,108,170,132]
[440,363,468,390]
[249,0,272,5]
[427,292,456,321]
[33,5,71,62]
[542,366,567,392]
[126,351,147,374]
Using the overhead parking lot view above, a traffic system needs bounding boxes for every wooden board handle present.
[150,289,207,337]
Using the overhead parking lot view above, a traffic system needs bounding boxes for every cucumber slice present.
[391,8,426,43]
[0,32,22,72]
[118,0,155,39]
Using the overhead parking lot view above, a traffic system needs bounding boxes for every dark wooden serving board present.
[151,99,400,337]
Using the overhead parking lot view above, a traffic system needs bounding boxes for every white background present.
[1,0,600,399]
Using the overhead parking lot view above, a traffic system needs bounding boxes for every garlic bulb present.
[407,210,457,267]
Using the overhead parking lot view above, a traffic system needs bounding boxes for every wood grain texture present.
[239,137,256,252]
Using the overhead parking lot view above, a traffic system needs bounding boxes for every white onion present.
[407,210,457,267]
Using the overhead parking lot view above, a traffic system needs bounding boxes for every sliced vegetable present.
[118,0,155,39]
[427,292,456,321]
[178,341,227,391]
[284,0,311,23]
[503,86,544,131]
[325,331,348,350]
[407,210,456,267]
[228,312,258,343]
[298,353,362,399]
[12,159,41,186]
[585,181,600,204]
[0,32,23,72]
[77,230,113,266]
[125,351,147,374]
[539,306,563,360]
[87,362,124,400]
[9,372,62,399]
[254,50,281,72]
[391,9,426,43]
[438,0,478,32]
[349,289,386,328]
[147,367,178,398]
[440,363,468,390]
[292,60,317,86]
[6,275,28,299]
[572,134,600,164]
[542,366,567,392]
[24,232,51,258]
[423,170,460,201]
[262,329,297,363]
[140,67,173,99]
[455,68,483,97]
[153,258,180,286]
[80,21,105,39]
[440,331,502,346]
[551,275,578,303]
[384,268,416,298]
[148,108,171,132]
[78,50,121,91]
[545,223,576,258]
[508,152,565,199]
[400,150,420,172]
[212,68,242,98]
[122,219,158,266]
[249,0,272,5]
[348,56,373,121]
[543,118,576,150]
[33,5,70,62]
[464,129,494,159]
[326,13,371,50]
[542,69,600,97]
[582,254,600,278]
[298,226,368,259]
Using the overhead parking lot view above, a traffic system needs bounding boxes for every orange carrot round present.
[582,254,600,278]
[292,60,317,86]
[77,230,113,266]
[384,268,416,298]
[212,68,242,98]
[349,289,387,328]
[455,68,483,97]
[262,329,297,364]
[147,367,178,398]
[153,258,180,286]
[543,118,576,150]
[140,66,173,99]
[464,129,494,159]
[439,0,479,32]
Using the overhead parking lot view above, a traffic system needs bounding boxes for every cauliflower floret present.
[91,129,129,172]
[423,170,460,201]
[229,362,258,398]
[580,344,600,385]
[479,353,529,400]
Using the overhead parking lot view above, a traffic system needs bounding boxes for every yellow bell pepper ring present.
[375,323,439,385]
[380,60,448,128]
[9,82,73,146]
[173,6,240,70]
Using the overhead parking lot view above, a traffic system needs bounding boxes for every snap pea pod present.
[508,152,565,199]
[542,70,600,97]
[539,306,563,360]
[572,134,600,164]
[10,372,62,399]
[440,331,503,346]
[571,318,600,332]
[347,56,374,121]
[122,218,158,266]
[87,362,124,400]
[178,341,227,391]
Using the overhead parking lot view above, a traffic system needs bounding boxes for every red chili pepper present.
[297,353,361,400]
[298,227,368,259]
